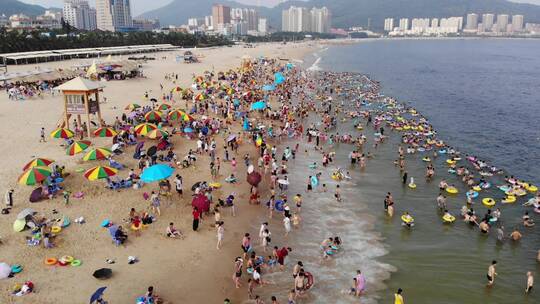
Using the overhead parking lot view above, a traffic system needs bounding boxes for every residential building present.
[384,18,394,32]
[0,14,8,27]
[9,14,32,29]
[282,6,313,32]
[231,8,258,31]
[231,20,248,36]
[205,16,213,29]
[212,4,231,26]
[525,22,540,33]
[133,18,160,31]
[34,10,62,29]
[96,0,132,32]
[466,13,478,30]
[63,0,97,30]
[512,15,524,32]
[482,13,495,32]
[411,18,430,32]
[431,18,439,28]
[496,14,509,32]
[258,18,268,34]
[398,18,409,31]
[310,7,331,33]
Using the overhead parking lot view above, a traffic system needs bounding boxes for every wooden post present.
[63,95,69,128]
[84,93,92,138]
[95,91,104,127]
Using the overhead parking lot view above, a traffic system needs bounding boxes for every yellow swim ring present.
[60,255,74,263]
[401,215,414,224]
[446,187,458,194]
[51,226,62,233]
[442,214,456,223]
[501,196,516,204]
[422,157,431,162]
[446,159,456,165]
[209,182,222,188]
[526,184,538,192]
[482,198,496,207]
[473,186,482,192]
[408,183,417,189]
[131,223,142,231]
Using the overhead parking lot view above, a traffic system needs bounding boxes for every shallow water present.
[252,39,540,304]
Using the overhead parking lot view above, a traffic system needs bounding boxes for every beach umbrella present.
[17,208,36,220]
[168,109,187,121]
[0,263,11,279]
[90,287,107,304]
[84,166,117,181]
[172,86,183,93]
[124,103,140,111]
[93,127,117,137]
[157,103,171,111]
[247,172,262,187]
[227,134,237,142]
[22,158,54,171]
[262,84,275,91]
[194,76,204,83]
[194,93,207,101]
[146,129,168,140]
[134,123,157,135]
[50,128,74,139]
[183,127,194,133]
[192,193,210,213]
[250,101,266,111]
[140,164,174,183]
[92,268,112,280]
[274,72,285,85]
[144,110,162,122]
[18,166,52,185]
[83,148,113,161]
[66,140,92,156]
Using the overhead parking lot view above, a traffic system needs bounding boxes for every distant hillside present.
[142,0,540,30]
[0,0,46,17]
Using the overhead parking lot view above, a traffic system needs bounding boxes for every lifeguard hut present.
[54,77,105,138]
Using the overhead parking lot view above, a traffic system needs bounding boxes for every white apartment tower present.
[384,18,394,32]
[482,13,495,31]
[258,18,268,34]
[496,14,509,32]
[282,6,330,33]
[96,0,132,31]
[399,18,409,31]
[63,0,97,30]
[466,13,478,30]
[512,15,524,32]
[310,7,331,33]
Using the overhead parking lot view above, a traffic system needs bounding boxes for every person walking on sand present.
[174,174,183,197]
[233,257,243,288]
[5,189,14,207]
[150,191,161,216]
[526,271,534,294]
[39,127,46,142]
[487,260,497,287]
[216,221,224,250]
[192,206,200,231]
[394,288,404,304]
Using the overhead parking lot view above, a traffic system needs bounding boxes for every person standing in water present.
[394,288,404,304]
[487,260,497,287]
[526,271,534,294]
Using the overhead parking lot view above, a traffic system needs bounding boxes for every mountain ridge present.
[0,0,47,17]
[141,0,540,29]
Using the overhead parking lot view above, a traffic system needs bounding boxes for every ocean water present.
[252,39,540,304]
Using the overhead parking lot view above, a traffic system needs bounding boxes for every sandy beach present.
[0,41,316,304]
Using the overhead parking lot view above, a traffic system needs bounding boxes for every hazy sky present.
[20,0,540,16]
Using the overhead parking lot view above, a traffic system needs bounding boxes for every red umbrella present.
[247,171,262,187]
[192,194,210,213]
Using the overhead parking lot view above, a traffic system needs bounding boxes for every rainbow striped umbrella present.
[194,93,207,101]
[194,76,204,83]
[134,123,157,135]
[145,110,162,122]
[146,129,169,139]
[93,127,117,137]
[168,109,187,121]
[22,158,54,171]
[50,128,74,139]
[172,86,183,93]
[18,166,52,185]
[226,88,236,95]
[157,104,171,111]
[124,103,141,111]
[83,148,113,161]
[84,166,117,181]
[66,140,92,156]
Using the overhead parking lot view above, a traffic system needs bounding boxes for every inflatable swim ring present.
[70,259,82,267]
[498,185,511,192]
[275,200,285,212]
[473,186,482,192]
[408,183,417,189]
[51,226,62,234]
[309,164,317,169]
[60,256,74,264]
[401,215,414,224]
[45,258,57,265]
[438,149,447,154]
[448,169,456,174]
[131,223,142,231]
[446,159,456,165]
[305,272,314,290]
[209,182,221,189]
[11,264,23,274]
[331,173,343,181]
[311,176,319,187]
[417,147,426,152]
[247,267,254,274]
[480,182,491,189]
[466,191,479,199]
[482,198,496,207]
[331,245,339,250]
[422,157,431,162]
[526,184,538,192]
[442,214,456,223]
[446,187,458,194]
[501,196,516,204]
[325,250,335,256]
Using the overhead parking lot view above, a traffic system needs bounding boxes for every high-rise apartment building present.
[431,18,439,28]
[310,7,331,33]
[212,4,231,27]
[258,18,268,33]
[63,0,97,30]
[281,6,311,32]
[384,18,394,32]
[482,13,495,31]
[231,8,258,31]
[399,18,409,31]
[96,0,132,31]
[496,14,509,32]
[466,13,478,30]
[512,15,524,32]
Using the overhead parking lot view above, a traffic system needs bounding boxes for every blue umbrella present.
[274,72,285,85]
[262,84,275,91]
[90,286,107,303]
[140,164,174,183]
[286,63,294,70]
[250,101,266,111]
[183,127,193,133]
